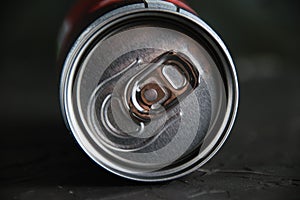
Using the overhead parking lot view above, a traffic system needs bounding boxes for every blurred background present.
[0,0,299,199]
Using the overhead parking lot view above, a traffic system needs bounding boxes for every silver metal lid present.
[60,3,239,181]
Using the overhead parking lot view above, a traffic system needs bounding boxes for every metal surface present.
[60,2,238,181]
[2,0,300,199]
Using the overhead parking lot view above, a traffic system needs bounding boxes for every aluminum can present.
[59,0,239,181]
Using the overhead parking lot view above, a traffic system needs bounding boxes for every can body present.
[59,0,239,181]
[58,0,196,65]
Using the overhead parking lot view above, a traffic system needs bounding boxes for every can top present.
[60,1,238,181]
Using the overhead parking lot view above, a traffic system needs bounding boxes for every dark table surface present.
[0,1,300,199]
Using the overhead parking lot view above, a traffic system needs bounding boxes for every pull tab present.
[87,50,200,151]
[127,51,199,122]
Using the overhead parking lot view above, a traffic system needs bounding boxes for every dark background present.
[1,0,300,199]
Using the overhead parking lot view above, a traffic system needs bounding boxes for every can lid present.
[60,2,238,181]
